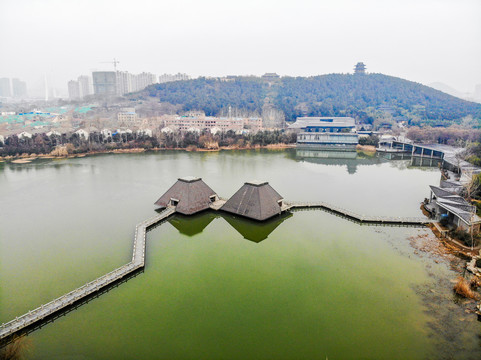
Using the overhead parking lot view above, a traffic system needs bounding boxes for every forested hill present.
[140,74,481,123]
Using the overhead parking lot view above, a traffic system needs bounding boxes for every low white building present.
[210,127,222,135]
[137,129,153,137]
[161,127,174,134]
[101,129,112,138]
[186,127,201,134]
[75,129,89,139]
[116,128,133,135]
[18,131,33,139]
[46,131,61,137]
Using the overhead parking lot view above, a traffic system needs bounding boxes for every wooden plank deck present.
[209,199,226,211]
[286,201,431,225]
[0,207,176,342]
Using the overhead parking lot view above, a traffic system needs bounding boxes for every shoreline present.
[0,143,297,163]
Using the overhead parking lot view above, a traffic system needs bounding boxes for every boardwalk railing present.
[287,201,431,225]
[0,207,176,342]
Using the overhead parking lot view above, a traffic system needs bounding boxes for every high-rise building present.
[78,75,93,97]
[92,71,117,95]
[12,78,27,97]
[133,72,156,92]
[116,71,134,95]
[158,73,191,83]
[68,80,81,99]
[0,78,11,97]
[115,71,156,94]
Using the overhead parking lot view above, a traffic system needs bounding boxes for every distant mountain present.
[428,82,476,101]
[137,74,481,123]
[428,82,464,98]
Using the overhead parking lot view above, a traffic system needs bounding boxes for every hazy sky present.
[1,0,480,94]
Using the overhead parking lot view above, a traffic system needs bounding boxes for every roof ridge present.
[256,185,263,219]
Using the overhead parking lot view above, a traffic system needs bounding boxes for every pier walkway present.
[286,201,431,225]
[0,200,430,343]
[0,207,176,343]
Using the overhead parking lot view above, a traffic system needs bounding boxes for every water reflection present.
[294,149,384,174]
[2,158,87,172]
[378,152,442,167]
[167,211,292,242]
[222,212,293,243]
[168,212,218,237]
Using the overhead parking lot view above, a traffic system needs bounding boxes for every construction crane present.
[101,58,120,71]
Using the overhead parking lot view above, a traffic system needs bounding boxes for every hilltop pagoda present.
[354,62,367,75]
[154,176,218,215]
[221,181,285,221]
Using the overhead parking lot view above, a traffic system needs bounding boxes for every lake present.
[0,149,479,359]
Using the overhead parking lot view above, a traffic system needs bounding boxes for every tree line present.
[0,130,296,157]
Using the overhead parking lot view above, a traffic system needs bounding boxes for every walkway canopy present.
[154,176,218,215]
[221,180,284,221]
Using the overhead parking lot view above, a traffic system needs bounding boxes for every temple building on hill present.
[354,62,367,74]
[221,181,286,221]
[154,176,218,215]
[288,117,358,150]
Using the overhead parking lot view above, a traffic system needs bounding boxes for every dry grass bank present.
[453,276,479,300]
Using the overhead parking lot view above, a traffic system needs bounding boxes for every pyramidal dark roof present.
[154,176,217,215]
[221,180,284,221]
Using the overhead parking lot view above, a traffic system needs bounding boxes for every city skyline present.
[1,0,480,95]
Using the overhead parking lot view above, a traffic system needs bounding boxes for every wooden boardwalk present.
[0,199,431,343]
[0,207,176,343]
[286,202,431,225]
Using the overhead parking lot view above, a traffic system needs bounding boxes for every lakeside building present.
[161,114,263,133]
[427,185,481,235]
[288,117,358,150]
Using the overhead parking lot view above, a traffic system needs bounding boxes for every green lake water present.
[0,149,480,359]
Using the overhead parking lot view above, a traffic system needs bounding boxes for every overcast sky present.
[1,0,480,94]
